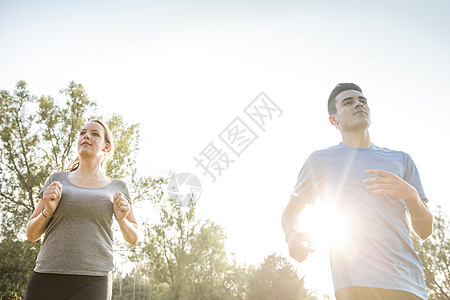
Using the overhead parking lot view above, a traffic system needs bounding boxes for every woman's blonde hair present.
[65,119,115,172]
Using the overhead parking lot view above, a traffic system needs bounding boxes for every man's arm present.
[363,169,433,239]
[405,196,433,240]
[282,199,314,262]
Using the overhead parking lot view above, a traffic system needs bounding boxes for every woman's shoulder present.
[110,178,132,200]
[111,178,128,189]
[47,171,67,181]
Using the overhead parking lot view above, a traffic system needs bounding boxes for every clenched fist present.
[113,192,130,222]
[42,181,63,216]
[286,230,315,262]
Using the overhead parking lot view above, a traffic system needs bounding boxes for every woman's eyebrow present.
[80,128,100,133]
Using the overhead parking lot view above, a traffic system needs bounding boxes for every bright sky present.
[1,0,449,297]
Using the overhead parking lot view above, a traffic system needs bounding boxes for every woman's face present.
[77,122,110,160]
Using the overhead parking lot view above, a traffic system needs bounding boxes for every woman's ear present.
[103,144,111,152]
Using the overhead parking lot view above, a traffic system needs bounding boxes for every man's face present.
[329,89,371,132]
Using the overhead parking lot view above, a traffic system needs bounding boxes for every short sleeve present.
[403,153,427,202]
[37,173,55,199]
[119,181,133,205]
[290,153,323,205]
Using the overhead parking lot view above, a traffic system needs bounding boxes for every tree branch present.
[0,190,30,211]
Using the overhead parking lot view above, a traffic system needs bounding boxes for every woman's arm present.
[26,181,63,242]
[27,198,51,242]
[113,192,139,244]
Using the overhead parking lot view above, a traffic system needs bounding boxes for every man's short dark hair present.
[328,83,362,115]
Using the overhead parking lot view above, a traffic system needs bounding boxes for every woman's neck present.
[73,159,104,178]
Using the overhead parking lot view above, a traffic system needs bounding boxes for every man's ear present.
[329,115,338,126]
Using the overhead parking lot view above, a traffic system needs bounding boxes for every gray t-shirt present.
[291,143,428,300]
[35,171,132,276]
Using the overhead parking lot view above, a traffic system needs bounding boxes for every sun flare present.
[301,204,350,251]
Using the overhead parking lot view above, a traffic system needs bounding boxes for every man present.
[282,83,433,300]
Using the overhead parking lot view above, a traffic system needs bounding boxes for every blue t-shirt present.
[291,143,427,299]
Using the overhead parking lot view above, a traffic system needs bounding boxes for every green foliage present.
[0,81,47,238]
[113,183,311,300]
[133,186,247,300]
[0,292,22,300]
[412,206,450,300]
[112,267,160,300]
[105,114,140,180]
[246,253,316,300]
[110,173,250,299]
[0,239,40,299]
[38,81,96,171]
[0,81,98,238]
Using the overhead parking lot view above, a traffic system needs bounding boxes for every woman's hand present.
[113,192,130,222]
[113,192,139,244]
[42,181,63,216]
[27,181,62,241]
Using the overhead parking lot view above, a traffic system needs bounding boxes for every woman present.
[24,119,139,300]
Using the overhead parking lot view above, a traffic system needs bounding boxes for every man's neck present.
[341,130,371,148]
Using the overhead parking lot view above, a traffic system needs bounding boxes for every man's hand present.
[286,230,315,262]
[363,169,432,239]
[363,169,418,202]
[113,192,130,222]
[42,181,63,215]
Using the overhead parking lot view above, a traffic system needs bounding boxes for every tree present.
[112,265,158,300]
[0,81,97,238]
[0,239,40,299]
[412,206,450,300]
[0,81,140,298]
[127,182,247,300]
[246,253,316,300]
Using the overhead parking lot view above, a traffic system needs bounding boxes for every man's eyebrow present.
[340,97,354,103]
[340,96,367,103]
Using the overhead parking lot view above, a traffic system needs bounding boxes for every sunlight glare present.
[301,204,350,251]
